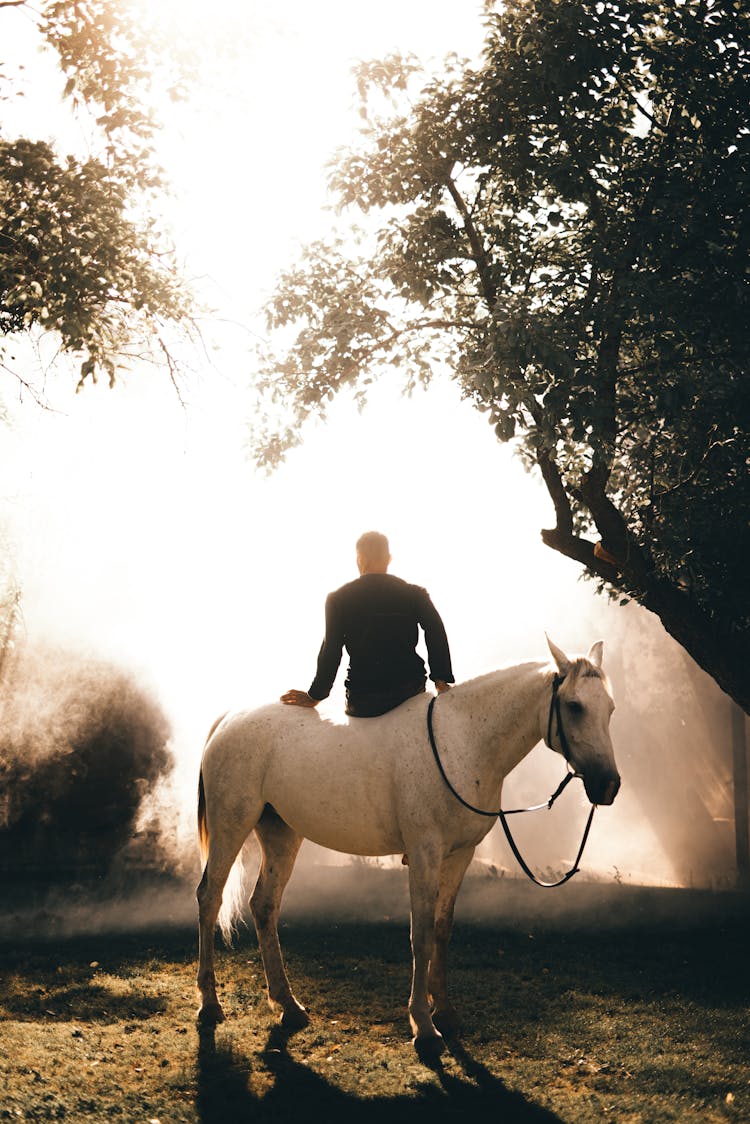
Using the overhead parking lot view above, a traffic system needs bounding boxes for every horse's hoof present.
[413,1032,445,1063]
[197,1002,225,1027]
[280,1003,310,1031]
[432,1007,461,1039]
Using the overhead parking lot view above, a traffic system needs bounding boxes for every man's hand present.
[435,680,452,695]
[280,689,319,708]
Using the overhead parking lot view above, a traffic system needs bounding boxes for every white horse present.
[196,637,620,1055]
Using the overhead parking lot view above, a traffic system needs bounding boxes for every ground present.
[1,878,749,1122]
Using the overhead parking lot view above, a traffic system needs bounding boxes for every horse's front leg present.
[428,845,475,1039]
[406,842,444,1055]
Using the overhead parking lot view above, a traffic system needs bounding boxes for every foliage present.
[254,0,750,711]
[0,0,195,389]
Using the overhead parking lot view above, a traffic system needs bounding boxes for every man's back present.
[312,573,446,696]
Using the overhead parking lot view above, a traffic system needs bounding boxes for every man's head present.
[356,531,391,575]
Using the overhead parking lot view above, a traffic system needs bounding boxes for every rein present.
[426,675,596,889]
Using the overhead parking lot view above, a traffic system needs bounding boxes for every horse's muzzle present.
[583,769,621,807]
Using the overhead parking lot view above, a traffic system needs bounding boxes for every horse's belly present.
[267,789,404,856]
[263,749,405,856]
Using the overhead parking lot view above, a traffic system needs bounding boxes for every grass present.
[1,887,750,1122]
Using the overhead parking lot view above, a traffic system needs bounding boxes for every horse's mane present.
[451,660,545,692]
[451,655,607,696]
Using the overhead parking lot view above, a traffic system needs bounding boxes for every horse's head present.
[544,636,620,806]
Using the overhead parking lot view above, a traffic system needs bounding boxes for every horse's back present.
[202,696,427,769]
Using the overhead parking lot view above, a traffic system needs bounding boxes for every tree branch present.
[320,314,482,372]
[535,441,573,538]
[1,359,57,411]
[157,336,187,409]
[608,67,669,134]
[444,175,498,311]
[653,431,731,499]
[540,526,619,582]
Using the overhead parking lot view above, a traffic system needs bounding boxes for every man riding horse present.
[281,531,454,718]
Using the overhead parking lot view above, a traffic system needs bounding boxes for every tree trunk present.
[638,580,750,717]
[731,702,749,890]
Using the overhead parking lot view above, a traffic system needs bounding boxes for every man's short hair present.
[356,531,390,565]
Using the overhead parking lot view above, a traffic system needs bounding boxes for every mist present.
[0,370,742,939]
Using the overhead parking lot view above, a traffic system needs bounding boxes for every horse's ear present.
[586,640,604,668]
[546,634,571,677]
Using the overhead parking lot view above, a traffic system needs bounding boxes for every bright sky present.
[0,0,686,883]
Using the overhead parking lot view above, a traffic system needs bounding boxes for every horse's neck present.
[447,663,549,788]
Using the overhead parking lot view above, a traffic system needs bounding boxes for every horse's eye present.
[567,700,584,715]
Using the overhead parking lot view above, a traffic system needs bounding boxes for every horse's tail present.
[198,711,228,865]
[198,713,250,946]
[197,768,209,865]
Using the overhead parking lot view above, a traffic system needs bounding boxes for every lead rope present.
[497,800,596,889]
[426,684,596,889]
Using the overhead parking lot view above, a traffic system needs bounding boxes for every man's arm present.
[417,589,454,687]
[281,592,344,708]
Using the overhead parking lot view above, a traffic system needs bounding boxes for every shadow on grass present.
[257,915,750,1011]
[196,1023,563,1124]
[2,980,167,1023]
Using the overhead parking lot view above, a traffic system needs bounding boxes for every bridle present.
[426,674,596,889]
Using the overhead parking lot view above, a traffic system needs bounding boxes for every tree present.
[0,0,195,393]
[253,0,750,714]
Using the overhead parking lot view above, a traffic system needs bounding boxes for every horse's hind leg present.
[196,813,258,1026]
[428,845,474,1038]
[251,806,309,1029]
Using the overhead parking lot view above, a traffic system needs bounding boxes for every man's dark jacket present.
[308,573,454,713]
